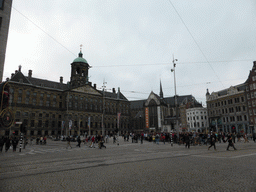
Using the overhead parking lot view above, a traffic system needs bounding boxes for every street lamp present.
[171,57,179,138]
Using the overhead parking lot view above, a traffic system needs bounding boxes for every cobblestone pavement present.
[0,137,256,192]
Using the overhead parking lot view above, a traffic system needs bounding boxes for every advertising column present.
[145,107,149,129]
[157,106,161,130]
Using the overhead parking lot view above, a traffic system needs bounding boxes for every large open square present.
[0,137,256,192]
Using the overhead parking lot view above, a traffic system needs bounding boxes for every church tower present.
[70,50,91,88]
[160,80,164,99]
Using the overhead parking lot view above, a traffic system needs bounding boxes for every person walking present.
[155,133,160,145]
[105,135,109,143]
[113,135,116,144]
[184,133,190,148]
[12,137,18,152]
[43,136,47,145]
[226,133,237,151]
[66,136,72,149]
[90,136,95,148]
[76,136,81,147]
[141,132,144,144]
[243,133,249,143]
[208,132,217,151]
[5,137,11,152]
[98,135,106,149]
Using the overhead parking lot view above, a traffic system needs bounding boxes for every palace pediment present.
[71,85,102,95]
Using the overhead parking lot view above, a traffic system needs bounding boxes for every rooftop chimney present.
[18,65,21,72]
[112,88,116,93]
[60,76,63,84]
[28,70,32,78]
[93,84,96,89]
[11,73,14,78]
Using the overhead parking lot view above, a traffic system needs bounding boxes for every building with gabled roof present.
[130,81,202,133]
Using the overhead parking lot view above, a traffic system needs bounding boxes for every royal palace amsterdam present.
[0,51,130,136]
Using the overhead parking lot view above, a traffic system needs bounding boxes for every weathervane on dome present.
[80,44,83,52]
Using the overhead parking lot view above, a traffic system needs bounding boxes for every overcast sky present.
[4,0,256,105]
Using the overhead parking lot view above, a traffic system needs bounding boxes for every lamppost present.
[101,80,107,137]
[171,57,179,138]
[139,115,142,131]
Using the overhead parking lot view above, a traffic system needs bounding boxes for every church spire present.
[160,80,163,99]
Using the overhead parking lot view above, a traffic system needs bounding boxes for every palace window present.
[45,120,49,128]
[32,98,36,106]
[39,100,43,106]
[15,111,20,117]
[25,97,29,104]
[38,120,42,127]
[23,112,28,117]
[17,95,22,103]
[30,120,35,127]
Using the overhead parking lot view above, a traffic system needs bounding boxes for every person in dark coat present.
[0,136,4,152]
[226,133,237,150]
[184,133,190,148]
[76,136,81,147]
[208,132,217,150]
[12,137,18,152]
[5,137,11,152]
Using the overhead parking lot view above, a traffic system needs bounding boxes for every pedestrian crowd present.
[1,131,255,153]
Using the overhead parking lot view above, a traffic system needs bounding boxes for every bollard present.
[19,134,23,152]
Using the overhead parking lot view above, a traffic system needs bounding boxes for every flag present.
[69,120,72,130]
[88,117,90,128]
[117,112,121,129]
[62,121,65,130]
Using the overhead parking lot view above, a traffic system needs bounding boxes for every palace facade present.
[0,51,130,136]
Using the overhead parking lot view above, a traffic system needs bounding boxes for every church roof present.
[99,90,128,101]
[130,94,202,109]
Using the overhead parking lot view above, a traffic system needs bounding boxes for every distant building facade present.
[130,82,202,133]
[0,0,13,81]
[206,84,249,133]
[186,107,208,132]
[245,61,256,133]
[0,51,130,136]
